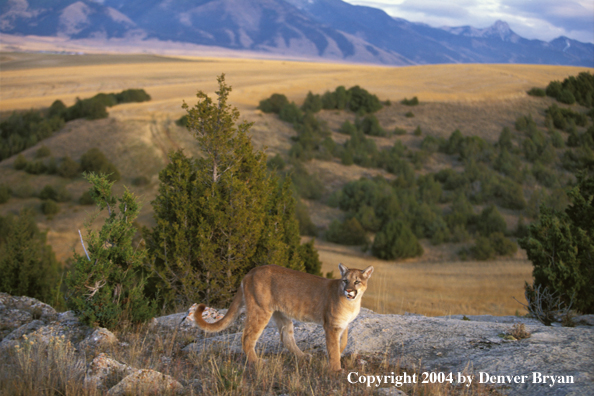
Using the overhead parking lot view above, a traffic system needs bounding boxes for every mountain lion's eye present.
[342,280,348,283]
[355,280,360,285]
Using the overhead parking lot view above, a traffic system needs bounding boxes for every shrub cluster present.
[401,96,419,106]
[546,72,594,107]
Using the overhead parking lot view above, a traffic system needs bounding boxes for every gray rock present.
[573,315,594,327]
[84,353,137,391]
[184,308,594,396]
[79,328,118,351]
[106,369,184,396]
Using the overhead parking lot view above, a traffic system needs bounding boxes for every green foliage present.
[145,75,309,308]
[25,160,47,175]
[131,176,150,186]
[546,72,594,107]
[14,154,28,170]
[279,102,304,124]
[476,205,507,236]
[64,97,108,121]
[258,93,289,113]
[290,162,325,200]
[339,120,357,134]
[401,96,419,106]
[527,87,546,97]
[394,127,407,135]
[405,111,415,118]
[346,86,383,114]
[550,130,565,148]
[295,199,318,236]
[41,199,59,216]
[0,184,11,204]
[490,231,518,256]
[321,86,349,110]
[79,190,95,205]
[420,135,443,153]
[266,154,285,170]
[372,219,423,260]
[301,91,323,113]
[532,162,558,188]
[546,104,588,130]
[48,100,66,118]
[359,114,386,136]
[80,148,121,182]
[0,110,64,161]
[469,236,495,260]
[298,239,322,277]
[0,209,62,307]
[326,218,368,245]
[175,114,188,127]
[413,126,422,136]
[66,173,156,328]
[58,156,81,178]
[35,145,51,158]
[520,172,594,313]
[289,112,332,161]
[498,127,514,151]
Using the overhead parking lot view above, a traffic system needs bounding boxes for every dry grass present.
[314,239,532,317]
[0,322,498,396]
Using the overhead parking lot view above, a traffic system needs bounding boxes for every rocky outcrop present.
[2,292,593,395]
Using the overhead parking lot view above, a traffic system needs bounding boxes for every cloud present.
[343,0,594,43]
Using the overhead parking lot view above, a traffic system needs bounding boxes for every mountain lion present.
[193,263,374,371]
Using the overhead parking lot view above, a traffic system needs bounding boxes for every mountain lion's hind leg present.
[241,306,272,365]
[340,326,348,354]
[272,311,308,358]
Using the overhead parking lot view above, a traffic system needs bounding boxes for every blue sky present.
[343,0,594,43]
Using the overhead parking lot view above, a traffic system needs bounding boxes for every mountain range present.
[1,0,592,66]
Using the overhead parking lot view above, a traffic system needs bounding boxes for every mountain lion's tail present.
[194,285,244,332]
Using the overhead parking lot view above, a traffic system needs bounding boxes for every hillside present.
[1,0,592,66]
[1,53,592,316]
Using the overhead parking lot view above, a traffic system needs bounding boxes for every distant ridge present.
[1,0,592,66]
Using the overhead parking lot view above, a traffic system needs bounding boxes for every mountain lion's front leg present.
[324,325,343,372]
[340,326,348,354]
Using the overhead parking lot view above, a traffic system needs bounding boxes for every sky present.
[343,0,594,44]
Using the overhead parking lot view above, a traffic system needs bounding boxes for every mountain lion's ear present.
[338,263,348,277]
[362,266,374,279]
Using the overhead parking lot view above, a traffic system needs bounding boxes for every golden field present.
[1,52,591,316]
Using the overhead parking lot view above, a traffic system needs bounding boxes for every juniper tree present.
[145,75,306,308]
[65,173,155,328]
[0,209,62,307]
[520,171,594,314]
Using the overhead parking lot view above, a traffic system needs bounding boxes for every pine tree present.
[145,75,306,308]
[65,173,155,328]
[0,209,62,307]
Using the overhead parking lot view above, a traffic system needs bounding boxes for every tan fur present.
[194,263,373,371]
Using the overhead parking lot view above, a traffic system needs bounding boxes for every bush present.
[476,205,507,236]
[527,87,546,97]
[14,154,28,170]
[394,127,407,135]
[65,174,156,328]
[470,236,495,260]
[175,115,188,127]
[405,111,415,118]
[298,239,322,276]
[38,185,58,201]
[401,96,419,106]
[295,199,317,236]
[64,97,108,121]
[301,91,323,113]
[80,148,121,182]
[520,172,594,314]
[490,231,518,256]
[35,145,51,158]
[359,114,386,136]
[48,99,66,118]
[0,209,62,306]
[413,126,422,136]
[114,88,151,104]
[131,176,150,186]
[550,130,565,148]
[326,218,368,246]
[279,102,303,123]
[0,184,11,204]
[79,190,95,205]
[258,93,289,113]
[339,120,357,135]
[557,90,576,105]
[372,219,423,260]
[25,160,47,175]
[41,199,59,216]
[291,163,324,200]
[347,86,382,114]
[57,156,80,178]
